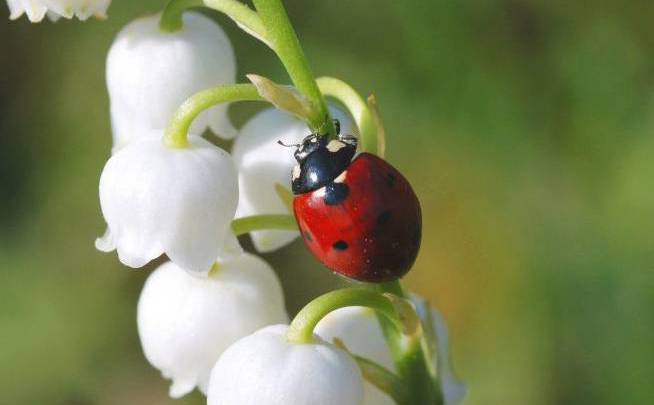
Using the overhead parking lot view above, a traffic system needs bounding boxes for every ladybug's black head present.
[288,124,358,195]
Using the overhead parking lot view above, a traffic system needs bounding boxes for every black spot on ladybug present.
[323,182,349,206]
[376,210,392,225]
[303,231,313,242]
[332,240,349,251]
[385,173,396,187]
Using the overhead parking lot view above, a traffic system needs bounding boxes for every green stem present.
[203,0,269,46]
[287,288,405,344]
[376,281,442,405]
[231,214,297,236]
[164,84,263,148]
[252,0,335,137]
[316,77,377,154]
[160,0,202,32]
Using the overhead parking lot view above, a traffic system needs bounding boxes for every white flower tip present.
[8,10,23,21]
[168,378,195,399]
[116,249,154,269]
[10,7,47,22]
[94,229,115,252]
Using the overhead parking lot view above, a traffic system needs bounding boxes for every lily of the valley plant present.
[7,0,466,404]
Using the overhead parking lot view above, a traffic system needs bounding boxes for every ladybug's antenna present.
[277,140,301,148]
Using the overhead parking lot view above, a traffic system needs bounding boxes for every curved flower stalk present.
[232,106,356,252]
[96,133,239,274]
[106,12,237,151]
[316,300,467,405]
[315,307,395,405]
[206,324,364,405]
[138,254,288,398]
[6,0,110,22]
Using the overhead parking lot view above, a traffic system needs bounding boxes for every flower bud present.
[137,254,288,398]
[207,324,364,405]
[7,0,110,22]
[232,106,356,252]
[96,133,239,273]
[106,12,236,150]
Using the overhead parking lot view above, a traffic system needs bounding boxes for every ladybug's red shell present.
[293,153,421,282]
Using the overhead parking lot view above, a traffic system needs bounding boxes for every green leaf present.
[247,74,318,123]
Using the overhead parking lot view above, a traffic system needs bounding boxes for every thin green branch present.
[164,84,263,148]
[252,0,335,136]
[231,214,297,236]
[160,0,203,32]
[287,288,405,344]
[316,77,377,154]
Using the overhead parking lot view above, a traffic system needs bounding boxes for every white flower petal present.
[7,0,48,22]
[44,0,111,20]
[232,106,356,252]
[169,378,196,399]
[138,255,288,398]
[7,0,110,21]
[97,133,238,273]
[94,227,115,252]
[106,12,236,147]
[207,324,363,405]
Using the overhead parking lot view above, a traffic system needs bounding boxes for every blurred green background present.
[1,1,653,404]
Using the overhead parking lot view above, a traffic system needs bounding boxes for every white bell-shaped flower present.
[232,106,356,252]
[316,302,466,405]
[96,133,239,273]
[207,324,364,405]
[138,254,288,398]
[106,12,237,150]
[7,0,110,22]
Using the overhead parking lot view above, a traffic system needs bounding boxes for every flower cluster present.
[96,12,297,397]
[9,2,466,404]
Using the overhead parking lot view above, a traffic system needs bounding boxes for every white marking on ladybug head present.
[310,137,318,143]
[309,172,318,183]
[334,171,347,183]
[313,186,327,198]
[292,164,301,180]
[326,140,346,152]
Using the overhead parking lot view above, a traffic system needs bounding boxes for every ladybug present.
[288,124,422,282]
